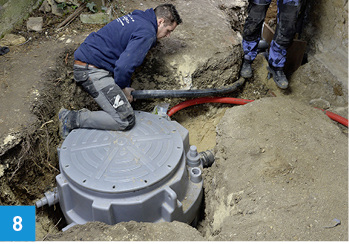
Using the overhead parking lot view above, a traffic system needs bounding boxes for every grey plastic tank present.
[56,111,203,231]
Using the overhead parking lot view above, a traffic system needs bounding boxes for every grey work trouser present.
[73,64,135,131]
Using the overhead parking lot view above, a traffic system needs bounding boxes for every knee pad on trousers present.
[273,3,299,48]
[243,3,269,41]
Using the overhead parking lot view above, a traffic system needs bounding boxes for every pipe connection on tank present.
[186,145,215,168]
[186,145,201,167]
[35,187,59,208]
[190,167,202,183]
[199,150,215,168]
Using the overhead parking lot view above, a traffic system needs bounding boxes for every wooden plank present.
[57,3,87,29]
[262,23,274,44]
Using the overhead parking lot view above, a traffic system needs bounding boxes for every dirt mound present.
[202,97,348,241]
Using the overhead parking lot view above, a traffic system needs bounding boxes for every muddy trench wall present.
[304,0,348,54]
[303,0,348,90]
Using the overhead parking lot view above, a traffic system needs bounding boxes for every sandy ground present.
[202,97,347,241]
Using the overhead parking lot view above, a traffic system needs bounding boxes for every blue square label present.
[0,206,36,241]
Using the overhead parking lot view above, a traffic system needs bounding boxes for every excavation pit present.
[38,111,204,230]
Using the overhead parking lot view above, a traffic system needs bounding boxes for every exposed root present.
[42,218,62,241]
[8,136,31,182]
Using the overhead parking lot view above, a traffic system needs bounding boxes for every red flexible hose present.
[315,108,349,127]
[167,97,254,117]
[167,97,348,128]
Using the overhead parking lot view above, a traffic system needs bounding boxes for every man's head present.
[154,4,182,39]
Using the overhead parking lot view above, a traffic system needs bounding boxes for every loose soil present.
[0,0,347,241]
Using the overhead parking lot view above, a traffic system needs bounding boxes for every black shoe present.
[0,46,9,56]
[267,65,288,89]
[240,59,253,78]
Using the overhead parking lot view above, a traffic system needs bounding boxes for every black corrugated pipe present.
[131,77,245,99]
[199,150,215,168]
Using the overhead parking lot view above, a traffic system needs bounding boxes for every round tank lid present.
[59,111,184,193]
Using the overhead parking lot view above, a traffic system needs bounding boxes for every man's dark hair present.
[154,4,182,25]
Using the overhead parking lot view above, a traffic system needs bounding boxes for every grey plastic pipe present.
[131,77,245,99]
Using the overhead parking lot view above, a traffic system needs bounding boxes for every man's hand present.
[122,87,135,103]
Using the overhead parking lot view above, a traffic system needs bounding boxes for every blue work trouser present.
[242,0,300,68]
[73,64,135,131]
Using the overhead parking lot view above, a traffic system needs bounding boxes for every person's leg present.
[240,0,271,78]
[59,65,135,138]
[267,0,300,88]
[77,66,135,130]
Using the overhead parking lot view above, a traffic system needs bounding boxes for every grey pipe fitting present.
[186,145,201,167]
[35,187,59,208]
[190,167,202,183]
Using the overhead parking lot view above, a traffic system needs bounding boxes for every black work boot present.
[267,64,288,89]
[240,59,253,78]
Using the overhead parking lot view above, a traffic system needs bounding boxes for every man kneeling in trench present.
[58,4,182,138]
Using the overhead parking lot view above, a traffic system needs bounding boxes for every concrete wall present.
[0,0,41,38]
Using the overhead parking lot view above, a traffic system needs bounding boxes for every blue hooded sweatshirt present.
[74,9,158,89]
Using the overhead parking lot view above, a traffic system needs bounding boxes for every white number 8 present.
[13,216,22,231]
